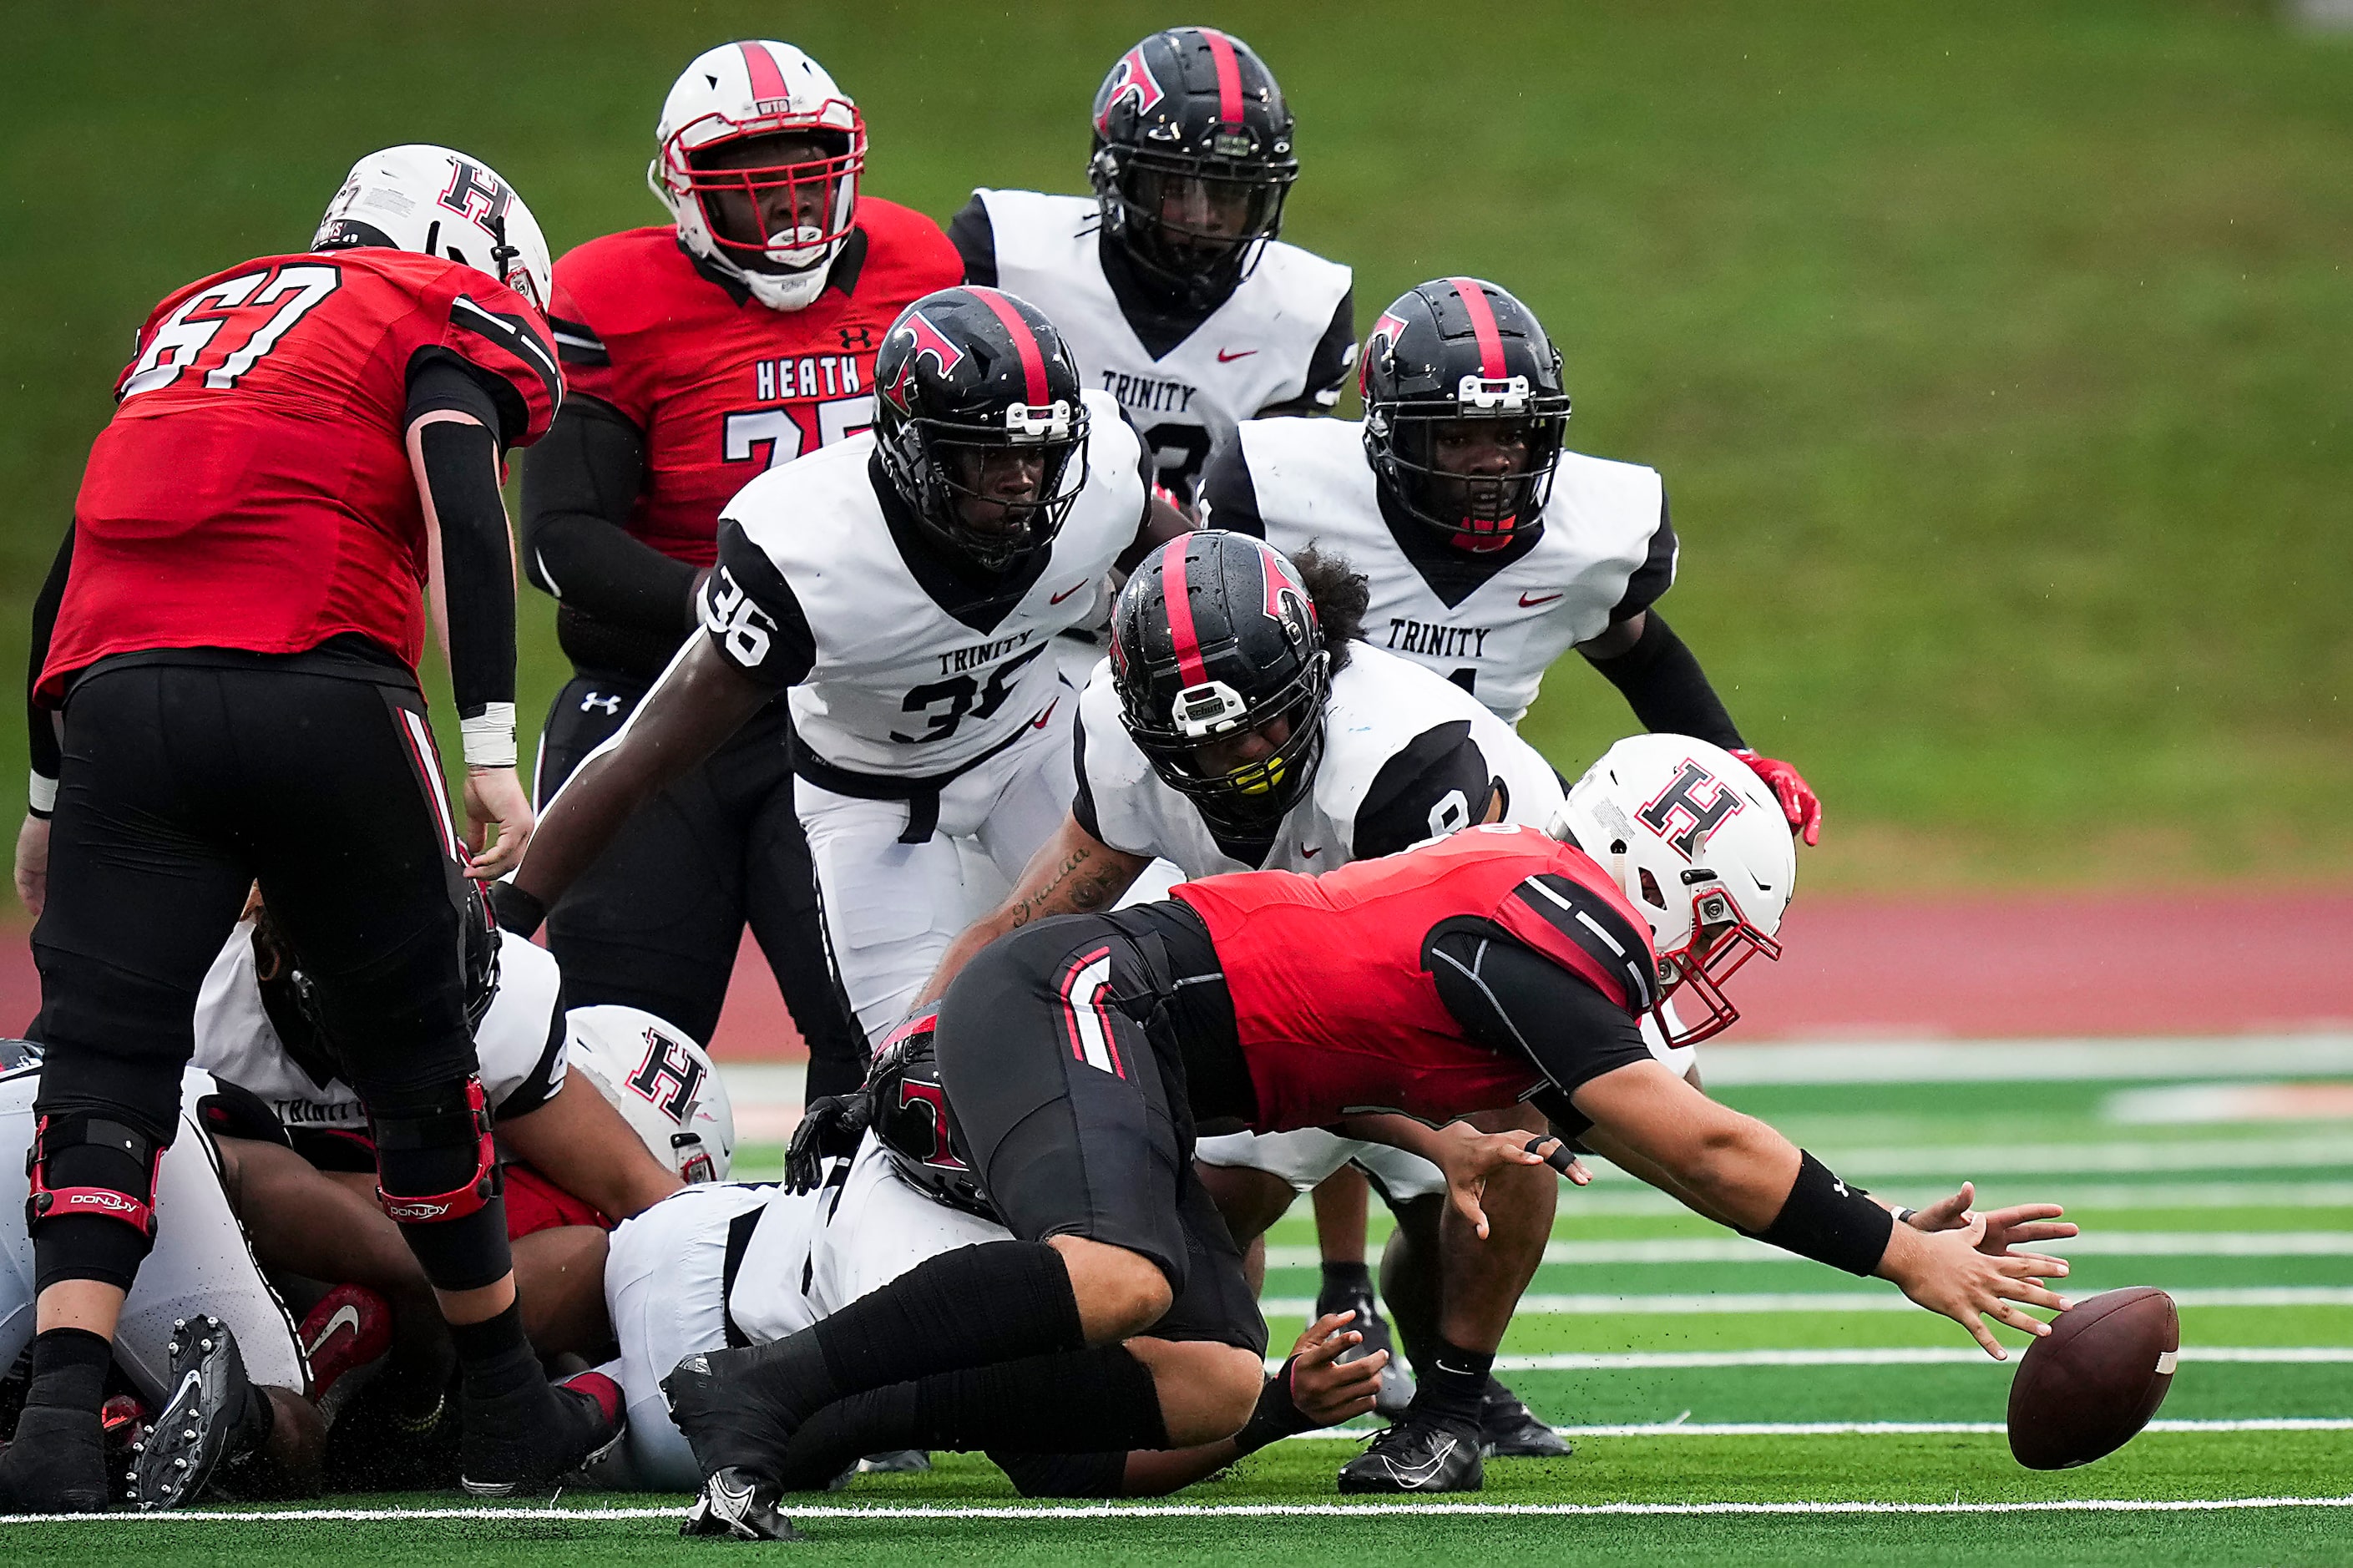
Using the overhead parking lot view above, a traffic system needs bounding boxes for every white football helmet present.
[564,1005,735,1183]
[313,144,552,311]
[649,40,866,311]
[1550,734,1796,1048]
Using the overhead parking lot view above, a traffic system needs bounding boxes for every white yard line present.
[1262,1286,2353,1315]
[1454,1181,2353,1216]
[13,1491,2352,1525]
[1477,1346,2353,1370]
[1578,1138,2353,1183]
[1268,1230,2353,1267]
[1293,1418,2353,1439]
[1698,1038,2353,1085]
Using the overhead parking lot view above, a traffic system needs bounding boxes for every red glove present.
[1733,749,1821,846]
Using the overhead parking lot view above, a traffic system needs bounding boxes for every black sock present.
[448,1302,541,1401]
[775,1347,1167,1488]
[232,1381,277,1459]
[1409,1337,1492,1430]
[26,1327,110,1413]
[1317,1260,1373,1308]
[731,1242,1085,1427]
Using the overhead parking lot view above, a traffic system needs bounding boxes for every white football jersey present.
[192,923,567,1133]
[1203,417,1676,726]
[967,190,1353,498]
[703,391,1147,780]
[1075,640,1565,876]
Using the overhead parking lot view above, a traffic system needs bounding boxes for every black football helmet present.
[873,286,1090,574]
[1361,278,1571,550]
[1111,531,1327,834]
[1089,27,1298,308]
[865,1011,995,1221]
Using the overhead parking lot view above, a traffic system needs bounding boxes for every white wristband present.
[28,771,57,817]
[460,704,519,771]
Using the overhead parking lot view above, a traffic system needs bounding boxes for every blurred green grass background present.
[3,1,2346,888]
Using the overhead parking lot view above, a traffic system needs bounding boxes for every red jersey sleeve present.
[548,238,657,428]
[416,265,562,448]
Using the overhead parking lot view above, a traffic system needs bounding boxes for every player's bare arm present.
[496,1074,685,1222]
[1113,490,1199,576]
[915,811,1151,1003]
[506,636,772,923]
[1112,1312,1387,1496]
[1335,1112,1581,1240]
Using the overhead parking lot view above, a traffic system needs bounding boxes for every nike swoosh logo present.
[159,1368,204,1421]
[1216,348,1257,363]
[1029,699,1061,731]
[1389,1436,1458,1486]
[1301,847,1322,859]
[1519,592,1564,608]
[305,1302,362,1358]
[1049,582,1088,604]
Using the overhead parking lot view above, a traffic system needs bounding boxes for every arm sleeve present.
[25,526,72,808]
[1349,721,1499,859]
[407,358,514,720]
[698,518,818,689]
[1610,491,1678,622]
[434,292,562,448]
[948,193,998,287]
[1583,611,1744,751]
[518,396,701,630]
[1424,922,1654,1130]
[1196,432,1266,538]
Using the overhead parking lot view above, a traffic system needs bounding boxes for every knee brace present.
[27,1113,166,1291]
[370,1075,511,1292]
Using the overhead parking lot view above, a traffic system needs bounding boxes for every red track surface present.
[3,889,2347,1056]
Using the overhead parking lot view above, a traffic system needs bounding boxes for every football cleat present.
[1480,1378,1572,1459]
[682,1466,805,1541]
[660,1348,800,1480]
[1336,1412,1484,1494]
[1317,1288,1416,1420]
[458,1371,622,1497]
[857,1449,931,1474]
[131,1315,256,1510]
[299,1284,394,1429]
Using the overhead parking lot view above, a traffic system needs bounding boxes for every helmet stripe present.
[969,288,1050,407]
[1449,276,1507,378]
[738,41,792,103]
[1160,539,1210,686]
[1198,28,1245,123]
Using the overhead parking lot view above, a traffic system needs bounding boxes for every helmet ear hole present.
[1638,867,1667,909]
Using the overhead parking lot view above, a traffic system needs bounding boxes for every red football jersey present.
[1171,824,1660,1132]
[42,250,559,700]
[548,199,962,569]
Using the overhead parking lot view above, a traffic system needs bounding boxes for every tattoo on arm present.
[1010,844,1130,928]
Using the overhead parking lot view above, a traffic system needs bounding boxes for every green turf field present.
[3,2,2350,887]
[7,1045,2344,1565]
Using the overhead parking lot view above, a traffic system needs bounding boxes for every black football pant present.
[535,670,866,1101]
[32,660,500,1293]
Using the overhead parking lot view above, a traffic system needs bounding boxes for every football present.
[2006,1286,2178,1469]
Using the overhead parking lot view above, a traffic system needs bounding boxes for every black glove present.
[784,1091,873,1191]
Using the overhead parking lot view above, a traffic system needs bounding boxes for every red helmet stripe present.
[1199,28,1245,123]
[969,288,1050,407]
[1160,539,1210,686]
[738,41,792,104]
[1450,277,1506,378]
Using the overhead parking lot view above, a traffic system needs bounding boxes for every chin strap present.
[371,1076,500,1224]
[25,1115,164,1238]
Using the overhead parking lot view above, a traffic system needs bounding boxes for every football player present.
[660,738,2075,1537]
[6,145,615,1508]
[595,1025,1387,1503]
[498,288,1190,1047]
[518,41,961,1104]
[913,531,1582,1481]
[1202,276,1823,843]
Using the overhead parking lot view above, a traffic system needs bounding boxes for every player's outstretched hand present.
[14,813,48,918]
[462,766,535,879]
[1430,1125,1564,1240]
[1907,1180,2079,1256]
[1288,1310,1387,1428]
[1732,749,1822,846]
[1880,1213,2073,1359]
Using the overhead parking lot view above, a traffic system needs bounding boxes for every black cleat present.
[660,1348,798,1480]
[1480,1378,1572,1459]
[682,1466,805,1541]
[1317,1290,1417,1421]
[458,1374,620,1497]
[0,1403,111,1513]
[1336,1412,1484,1494]
[131,1316,256,1510]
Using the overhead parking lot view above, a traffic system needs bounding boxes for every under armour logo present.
[1637,761,1747,861]
[627,1029,706,1122]
[580,692,623,716]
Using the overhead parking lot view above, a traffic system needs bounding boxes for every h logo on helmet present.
[883,311,966,411]
[1096,44,1166,132]
[627,1029,706,1123]
[1637,761,1747,860]
[438,159,513,230]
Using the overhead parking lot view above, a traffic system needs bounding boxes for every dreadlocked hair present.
[1292,545,1369,673]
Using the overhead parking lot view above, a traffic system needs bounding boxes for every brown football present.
[2006,1286,2178,1469]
